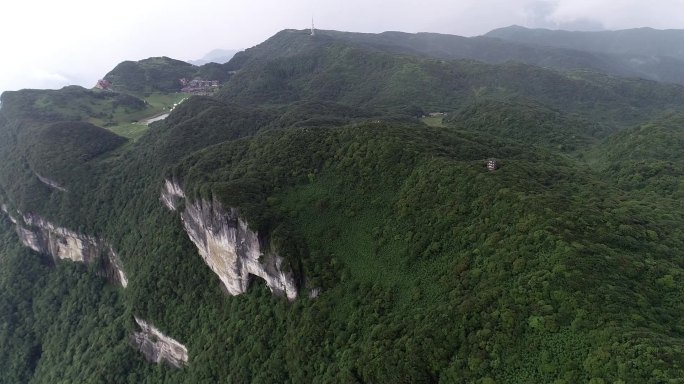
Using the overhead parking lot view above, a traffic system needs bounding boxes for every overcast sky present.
[2,0,684,93]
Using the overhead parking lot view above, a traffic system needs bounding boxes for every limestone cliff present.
[161,178,185,211]
[2,203,190,368]
[1,207,128,288]
[0,204,17,224]
[131,317,189,368]
[35,172,67,192]
[161,178,298,300]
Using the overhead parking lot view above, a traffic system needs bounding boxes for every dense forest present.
[0,27,682,383]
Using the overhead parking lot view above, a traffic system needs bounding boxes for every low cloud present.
[0,68,74,94]
[30,69,70,85]
[524,0,604,30]
[524,0,557,28]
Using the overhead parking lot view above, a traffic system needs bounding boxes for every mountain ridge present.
[0,27,682,383]
[487,25,684,59]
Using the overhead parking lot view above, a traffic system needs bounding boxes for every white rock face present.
[108,246,129,289]
[1,209,128,288]
[1,204,188,367]
[309,287,321,299]
[162,179,298,300]
[22,213,94,262]
[1,204,17,224]
[131,317,188,368]
[161,178,185,210]
[35,172,67,192]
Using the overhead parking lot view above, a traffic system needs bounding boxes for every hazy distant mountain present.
[188,49,239,65]
[223,28,684,87]
[485,26,684,84]
[484,25,684,85]
[486,25,684,60]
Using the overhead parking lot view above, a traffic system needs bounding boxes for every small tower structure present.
[310,17,316,36]
[486,158,499,172]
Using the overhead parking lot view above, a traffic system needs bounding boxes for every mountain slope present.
[0,28,682,383]
[446,98,597,151]
[587,113,684,198]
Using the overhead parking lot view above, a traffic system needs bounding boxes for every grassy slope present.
[485,26,684,86]
[0,86,188,141]
[106,92,189,140]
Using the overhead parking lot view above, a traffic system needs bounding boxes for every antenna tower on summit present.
[311,17,316,36]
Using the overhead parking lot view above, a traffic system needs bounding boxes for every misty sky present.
[2,0,684,93]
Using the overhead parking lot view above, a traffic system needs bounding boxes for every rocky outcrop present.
[309,287,321,299]
[161,178,185,211]
[102,246,128,289]
[161,178,298,300]
[35,172,67,192]
[131,317,188,368]
[0,204,17,224]
[1,208,128,288]
[1,204,190,368]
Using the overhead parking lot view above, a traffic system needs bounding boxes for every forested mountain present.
[220,29,684,133]
[104,56,234,94]
[0,27,682,383]
[487,25,684,85]
[223,27,684,87]
[487,26,684,60]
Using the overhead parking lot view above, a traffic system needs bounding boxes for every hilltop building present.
[179,78,220,94]
[486,159,499,171]
[95,79,112,90]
